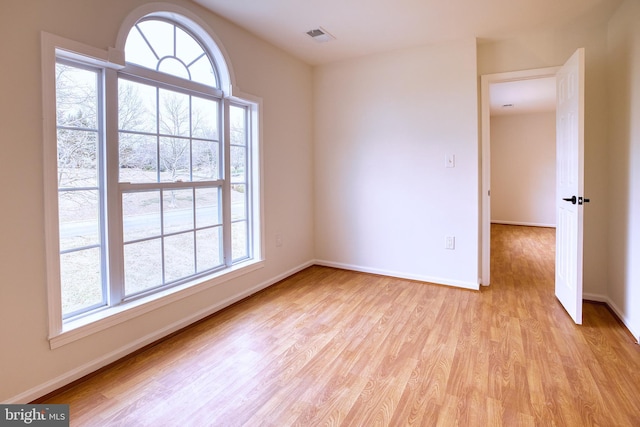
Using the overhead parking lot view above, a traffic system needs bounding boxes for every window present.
[55,61,105,317]
[43,12,260,345]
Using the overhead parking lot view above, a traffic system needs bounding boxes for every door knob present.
[562,196,577,204]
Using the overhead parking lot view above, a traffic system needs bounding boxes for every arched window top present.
[115,5,234,94]
[125,17,219,88]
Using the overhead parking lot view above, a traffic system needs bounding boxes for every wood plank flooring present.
[40,224,640,426]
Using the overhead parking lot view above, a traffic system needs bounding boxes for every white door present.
[555,48,586,324]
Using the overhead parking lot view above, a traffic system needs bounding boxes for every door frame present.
[480,66,560,286]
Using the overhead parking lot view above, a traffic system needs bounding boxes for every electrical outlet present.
[275,233,283,247]
[445,236,455,250]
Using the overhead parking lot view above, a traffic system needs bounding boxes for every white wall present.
[478,21,611,298]
[606,0,640,341]
[491,112,556,227]
[314,39,480,289]
[0,0,315,402]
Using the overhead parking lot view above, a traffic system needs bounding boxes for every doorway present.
[481,67,560,286]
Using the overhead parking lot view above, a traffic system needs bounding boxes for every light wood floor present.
[40,224,640,426]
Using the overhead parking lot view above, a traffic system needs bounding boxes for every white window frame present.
[42,18,263,349]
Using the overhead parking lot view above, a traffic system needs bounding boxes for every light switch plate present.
[446,154,455,168]
[445,236,455,250]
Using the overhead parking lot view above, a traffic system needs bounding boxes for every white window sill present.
[48,259,264,349]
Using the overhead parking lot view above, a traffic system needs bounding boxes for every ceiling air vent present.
[306,27,335,43]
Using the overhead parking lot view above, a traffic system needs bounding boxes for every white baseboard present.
[7,260,315,404]
[491,220,556,228]
[584,293,640,343]
[314,259,480,291]
[582,292,608,303]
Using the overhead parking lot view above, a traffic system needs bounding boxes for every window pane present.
[231,185,247,221]
[59,190,100,251]
[164,232,195,282]
[119,79,157,133]
[56,63,98,129]
[195,187,221,228]
[230,146,246,183]
[159,89,190,137]
[176,26,204,66]
[196,227,222,272]
[124,27,158,70]
[160,137,190,182]
[230,105,246,146]
[123,191,161,242]
[189,55,217,87]
[60,248,103,316]
[137,20,173,62]
[163,189,194,233]
[57,129,98,188]
[158,57,189,80]
[124,239,162,295]
[232,221,248,261]
[119,133,158,183]
[193,140,219,181]
[192,97,218,140]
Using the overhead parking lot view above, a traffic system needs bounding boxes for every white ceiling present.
[490,77,557,116]
[194,0,621,65]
